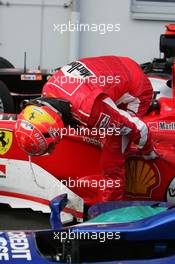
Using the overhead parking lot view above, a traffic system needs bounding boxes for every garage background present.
[0,0,174,69]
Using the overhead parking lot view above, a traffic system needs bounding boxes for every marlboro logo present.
[147,122,158,131]
[147,121,175,131]
[159,122,175,130]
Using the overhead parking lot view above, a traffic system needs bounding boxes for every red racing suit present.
[42,56,153,204]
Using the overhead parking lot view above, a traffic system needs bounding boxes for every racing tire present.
[0,57,15,68]
[0,80,15,112]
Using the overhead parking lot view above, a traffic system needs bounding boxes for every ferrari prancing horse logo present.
[0,130,13,155]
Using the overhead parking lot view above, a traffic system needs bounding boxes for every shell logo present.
[125,159,160,198]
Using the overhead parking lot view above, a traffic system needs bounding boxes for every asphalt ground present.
[0,204,51,230]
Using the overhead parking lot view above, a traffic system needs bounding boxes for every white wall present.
[79,0,171,64]
[0,0,173,69]
[0,0,71,69]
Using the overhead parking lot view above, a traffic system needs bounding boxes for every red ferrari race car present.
[0,24,175,224]
[141,23,175,100]
[0,62,175,223]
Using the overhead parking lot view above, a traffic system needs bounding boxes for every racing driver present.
[14,55,157,205]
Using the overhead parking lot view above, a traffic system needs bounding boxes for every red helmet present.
[14,103,64,156]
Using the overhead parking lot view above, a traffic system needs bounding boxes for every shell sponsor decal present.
[125,159,160,198]
[0,130,13,155]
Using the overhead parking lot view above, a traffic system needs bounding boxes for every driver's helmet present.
[14,103,64,156]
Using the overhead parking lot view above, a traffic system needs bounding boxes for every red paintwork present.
[0,191,49,205]
[2,63,175,205]
[1,96,175,206]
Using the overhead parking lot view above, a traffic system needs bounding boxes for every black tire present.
[0,57,15,68]
[0,81,15,113]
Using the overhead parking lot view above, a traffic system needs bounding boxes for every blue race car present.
[1,194,175,263]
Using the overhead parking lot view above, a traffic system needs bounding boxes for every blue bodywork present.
[0,195,175,263]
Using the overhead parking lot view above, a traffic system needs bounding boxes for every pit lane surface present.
[0,204,50,230]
